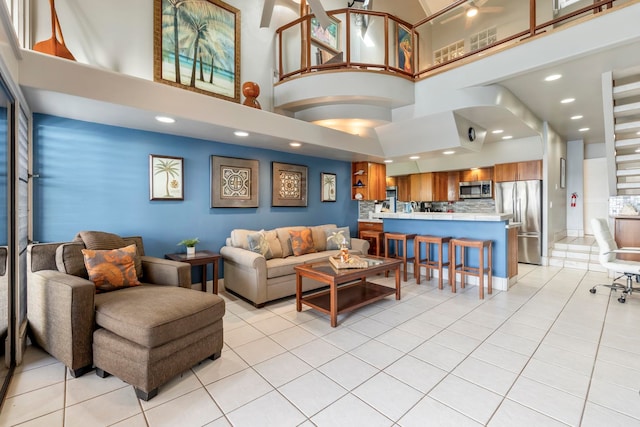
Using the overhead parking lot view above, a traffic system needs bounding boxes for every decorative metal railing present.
[276,0,626,82]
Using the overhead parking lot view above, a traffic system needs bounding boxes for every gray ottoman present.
[92,285,225,400]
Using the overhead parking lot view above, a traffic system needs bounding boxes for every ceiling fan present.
[260,0,333,30]
[439,0,503,28]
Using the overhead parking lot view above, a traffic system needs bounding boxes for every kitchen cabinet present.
[433,171,458,201]
[386,176,396,187]
[614,216,640,261]
[494,160,542,182]
[352,162,386,200]
[397,175,410,201]
[409,173,433,201]
[459,167,493,182]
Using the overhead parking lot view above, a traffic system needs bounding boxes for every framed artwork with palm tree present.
[321,172,336,202]
[150,154,184,200]
[154,0,241,102]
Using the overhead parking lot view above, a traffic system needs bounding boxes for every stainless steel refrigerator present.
[495,180,542,265]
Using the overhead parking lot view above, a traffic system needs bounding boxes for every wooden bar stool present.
[414,235,451,289]
[384,232,417,282]
[359,230,385,256]
[449,238,492,299]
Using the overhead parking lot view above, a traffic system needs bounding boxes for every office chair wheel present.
[618,296,626,303]
[589,288,596,294]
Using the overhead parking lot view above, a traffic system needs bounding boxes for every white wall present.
[543,122,567,253]
[583,157,609,235]
[566,139,584,236]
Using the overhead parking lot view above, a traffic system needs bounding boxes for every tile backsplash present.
[609,196,640,216]
[358,199,496,219]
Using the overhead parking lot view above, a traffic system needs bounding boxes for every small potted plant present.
[178,237,199,256]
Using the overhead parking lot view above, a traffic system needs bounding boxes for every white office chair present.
[590,218,640,303]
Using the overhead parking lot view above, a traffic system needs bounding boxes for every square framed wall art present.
[153,0,241,102]
[211,156,259,208]
[272,162,308,207]
[150,154,184,200]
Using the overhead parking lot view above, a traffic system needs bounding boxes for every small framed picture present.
[321,172,336,202]
[150,154,184,200]
[560,157,566,189]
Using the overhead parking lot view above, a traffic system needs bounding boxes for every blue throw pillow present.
[247,231,273,260]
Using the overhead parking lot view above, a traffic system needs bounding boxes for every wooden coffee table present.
[295,256,402,327]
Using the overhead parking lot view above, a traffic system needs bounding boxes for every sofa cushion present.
[247,231,273,260]
[289,228,316,256]
[56,242,88,278]
[82,244,141,293]
[309,224,336,252]
[276,226,306,258]
[230,229,257,249]
[76,231,143,279]
[265,257,303,279]
[94,285,225,348]
[325,226,351,250]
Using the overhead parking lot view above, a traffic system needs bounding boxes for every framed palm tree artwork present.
[150,154,184,200]
[321,172,336,202]
[154,0,241,102]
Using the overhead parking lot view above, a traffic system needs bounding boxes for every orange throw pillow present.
[289,228,316,256]
[82,244,141,293]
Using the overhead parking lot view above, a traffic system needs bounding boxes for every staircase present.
[609,66,640,195]
[548,236,605,271]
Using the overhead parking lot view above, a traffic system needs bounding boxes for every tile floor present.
[2,264,640,426]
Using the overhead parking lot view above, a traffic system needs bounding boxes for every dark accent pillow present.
[325,226,351,250]
[56,242,88,278]
[82,244,141,293]
[289,228,316,256]
[77,231,143,279]
[247,231,274,260]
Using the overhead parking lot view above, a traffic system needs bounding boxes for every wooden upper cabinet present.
[517,160,542,181]
[351,161,386,200]
[447,171,460,201]
[396,175,410,201]
[494,161,541,182]
[459,167,494,182]
[385,176,396,187]
[434,171,456,202]
[409,173,433,201]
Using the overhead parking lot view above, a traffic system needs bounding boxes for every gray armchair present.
[27,232,225,400]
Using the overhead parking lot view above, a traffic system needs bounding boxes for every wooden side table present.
[165,250,221,294]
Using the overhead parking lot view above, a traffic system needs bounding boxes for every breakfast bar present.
[374,212,517,291]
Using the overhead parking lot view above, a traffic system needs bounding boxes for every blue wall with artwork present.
[33,114,358,281]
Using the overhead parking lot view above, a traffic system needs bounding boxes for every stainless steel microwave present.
[459,180,492,199]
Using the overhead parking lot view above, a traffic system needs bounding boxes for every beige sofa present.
[220,224,369,307]
[27,231,225,401]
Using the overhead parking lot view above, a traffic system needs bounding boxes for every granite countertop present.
[373,212,513,222]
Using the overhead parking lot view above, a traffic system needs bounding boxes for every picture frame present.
[396,23,415,74]
[321,172,337,202]
[310,16,340,53]
[153,0,241,103]
[560,157,566,189]
[272,162,308,207]
[211,156,259,208]
[150,154,184,201]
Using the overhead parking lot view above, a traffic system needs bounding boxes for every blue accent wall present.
[33,114,359,281]
[0,108,6,245]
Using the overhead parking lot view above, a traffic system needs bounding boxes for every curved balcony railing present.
[276,0,628,82]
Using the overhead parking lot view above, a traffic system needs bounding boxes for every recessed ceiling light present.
[409,155,420,160]
[637,131,640,135]
[561,98,575,104]
[155,116,175,124]
[470,167,479,170]
[579,127,590,132]
[635,148,640,153]
[289,142,301,147]
[466,6,478,17]
[234,131,249,137]
[384,159,393,163]
[443,150,455,155]
[491,129,504,134]
[502,135,513,140]
[571,115,583,120]
[544,74,562,82]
